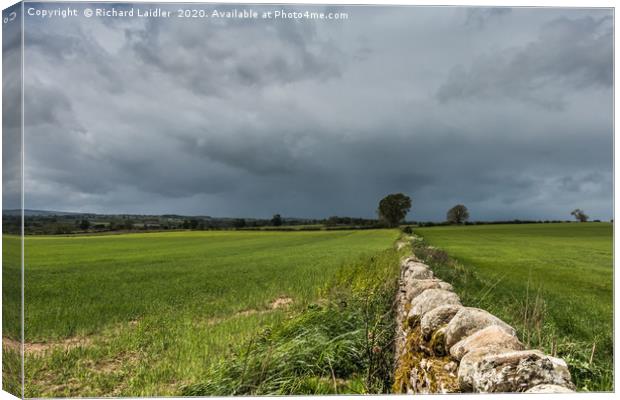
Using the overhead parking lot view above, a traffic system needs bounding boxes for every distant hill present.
[3,209,88,217]
[2,209,318,221]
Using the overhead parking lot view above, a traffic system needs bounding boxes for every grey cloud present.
[26,15,129,94]
[437,15,612,108]
[183,132,312,176]
[464,7,511,29]
[558,171,608,193]
[126,15,343,97]
[17,5,613,221]
[24,81,73,127]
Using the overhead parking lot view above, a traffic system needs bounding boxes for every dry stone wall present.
[393,252,575,394]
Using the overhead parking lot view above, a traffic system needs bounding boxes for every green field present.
[5,229,399,396]
[3,223,613,395]
[414,223,613,391]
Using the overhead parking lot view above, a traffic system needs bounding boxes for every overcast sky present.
[11,3,613,220]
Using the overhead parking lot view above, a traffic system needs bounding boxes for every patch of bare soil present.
[198,297,295,327]
[270,296,293,309]
[237,309,261,317]
[3,318,144,358]
[225,296,295,320]
[92,350,141,374]
[3,335,94,356]
[2,337,20,352]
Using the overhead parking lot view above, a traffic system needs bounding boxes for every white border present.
[0,1,616,399]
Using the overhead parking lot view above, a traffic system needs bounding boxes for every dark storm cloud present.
[182,132,312,176]
[19,4,613,221]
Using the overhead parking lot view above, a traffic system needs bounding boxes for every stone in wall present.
[403,265,434,282]
[420,304,462,341]
[467,350,575,393]
[405,279,453,303]
[450,325,524,361]
[526,384,575,393]
[458,348,504,391]
[445,307,516,349]
[408,289,461,325]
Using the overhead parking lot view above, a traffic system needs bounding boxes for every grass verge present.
[181,247,403,395]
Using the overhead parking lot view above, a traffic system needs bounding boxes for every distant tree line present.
[4,195,605,236]
[12,212,384,235]
[416,219,604,228]
[325,216,380,227]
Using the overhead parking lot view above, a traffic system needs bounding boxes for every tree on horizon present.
[447,204,470,224]
[377,193,412,228]
[571,208,589,222]
[271,214,283,226]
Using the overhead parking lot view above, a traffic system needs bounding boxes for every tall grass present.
[181,248,403,395]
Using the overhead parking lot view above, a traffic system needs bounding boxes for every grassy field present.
[2,235,22,396]
[4,223,612,395]
[5,229,399,396]
[414,223,613,391]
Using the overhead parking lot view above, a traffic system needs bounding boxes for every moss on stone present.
[393,322,460,394]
